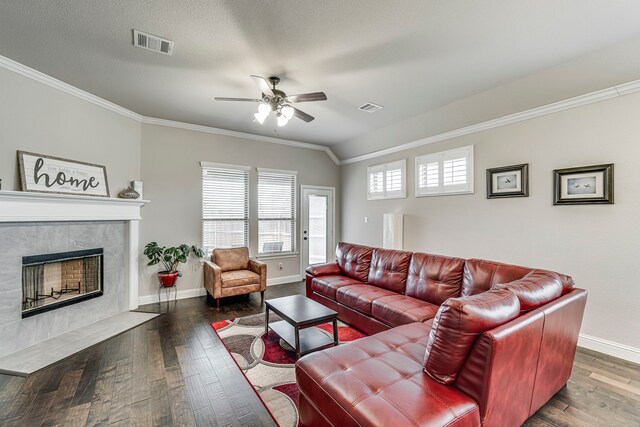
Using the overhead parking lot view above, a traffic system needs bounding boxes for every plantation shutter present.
[258,169,297,255]
[367,160,406,200]
[201,162,249,254]
[415,146,474,196]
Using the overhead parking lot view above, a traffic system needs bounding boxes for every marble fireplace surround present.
[0,191,147,358]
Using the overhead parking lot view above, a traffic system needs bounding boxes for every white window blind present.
[367,159,406,200]
[258,169,297,255]
[201,163,249,253]
[415,146,474,196]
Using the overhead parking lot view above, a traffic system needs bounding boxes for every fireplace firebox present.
[22,248,104,318]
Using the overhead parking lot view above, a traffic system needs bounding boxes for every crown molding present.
[0,55,144,121]
[140,117,340,164]
[4,54,640,168]
[0,55,340,165]
[339,80,640,165]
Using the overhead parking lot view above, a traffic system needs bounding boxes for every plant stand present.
[158,283,177,303]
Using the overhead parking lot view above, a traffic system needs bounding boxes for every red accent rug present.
[211,312,365,427]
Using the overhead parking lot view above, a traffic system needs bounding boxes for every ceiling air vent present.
[132,29,174,55]
[358,102,383,113]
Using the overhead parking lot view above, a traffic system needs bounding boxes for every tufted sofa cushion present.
[311,275,364,300]
[336,242,374,282]
[424,289,520,385]
[367,248,412,293]
[372,295,439,327]
[406,253,466,305]
[296,322,480,427]
[462,259,533,296]
[336,285,397,315]
[492,270,564,311]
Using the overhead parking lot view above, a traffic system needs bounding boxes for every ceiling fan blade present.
[214,97,262,102]
[250,75,275,97]
[286,92,327,103]
[291,106,315,122]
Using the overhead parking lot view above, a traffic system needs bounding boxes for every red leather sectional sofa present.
[296,242,587,427]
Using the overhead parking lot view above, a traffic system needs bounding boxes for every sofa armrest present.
[454,310,545,427]
[249,258,267,291]
[203,260,222,298]
[305,262,340,277]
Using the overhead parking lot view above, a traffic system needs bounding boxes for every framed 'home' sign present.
[17,151,110,197]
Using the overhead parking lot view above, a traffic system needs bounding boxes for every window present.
[201,162,249,254]
[415,145,474,196]
[258,168,297,255]
[367,159,406,200]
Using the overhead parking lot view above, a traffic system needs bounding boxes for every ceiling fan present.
[215,75,327,126]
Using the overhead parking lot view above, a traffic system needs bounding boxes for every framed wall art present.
[486,163,529,198]
[17,151,110,197]
[553,163,613,205]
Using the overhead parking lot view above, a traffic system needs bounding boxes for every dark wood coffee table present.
[265,295,339,358]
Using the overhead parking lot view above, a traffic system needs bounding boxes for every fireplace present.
[22,248,104,318]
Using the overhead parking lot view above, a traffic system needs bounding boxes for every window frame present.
[367,159,407,200]
[415,145,474,197]
[257,167,298,257]
[200,161,250,254]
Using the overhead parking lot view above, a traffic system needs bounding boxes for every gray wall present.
[0,67,141,193]
[340,92,640,350]
[139,123,340,300]
[0,221,128,357]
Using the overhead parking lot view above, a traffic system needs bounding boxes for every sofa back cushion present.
[213,247,249,272]
[336,242,374,282]
[406,253,465,305]
[424,289,520,385]
[367,248,412,293]
[492,270,563,311]
[462,259,533,297]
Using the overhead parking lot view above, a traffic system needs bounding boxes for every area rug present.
[211,312,366,427]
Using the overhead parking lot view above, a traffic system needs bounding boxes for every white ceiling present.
[2,1,640,159]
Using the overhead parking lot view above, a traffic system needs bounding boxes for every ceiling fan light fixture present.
[216,75,325,125]
[254,103,271,124]
[277,114,289,127]
[281,105,294,120]
[254,111,268,124]
[258,103,271,114]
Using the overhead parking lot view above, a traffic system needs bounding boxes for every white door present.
[301,186,335,269]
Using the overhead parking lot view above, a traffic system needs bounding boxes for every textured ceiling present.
[2,0,640,159]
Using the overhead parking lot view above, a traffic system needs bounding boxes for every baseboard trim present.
[138,287,207,305]
[578,333,640,364]
[267,274,303,286]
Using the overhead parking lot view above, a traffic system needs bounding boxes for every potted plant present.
[144,242,205,286]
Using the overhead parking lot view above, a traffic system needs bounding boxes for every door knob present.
[304,237,308,240]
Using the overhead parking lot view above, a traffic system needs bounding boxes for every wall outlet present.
[364,216,368,223]
[278,263,283,270]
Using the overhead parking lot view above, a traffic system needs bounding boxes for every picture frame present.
[553,163,613,205]
[486,163,529,198]
[17,151,110,197]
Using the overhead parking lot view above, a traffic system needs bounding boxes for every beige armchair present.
[203,247,266,308]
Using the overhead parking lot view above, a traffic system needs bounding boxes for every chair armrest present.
[305,262,340,277]
[203,260,223,298]
[249,258,267,291]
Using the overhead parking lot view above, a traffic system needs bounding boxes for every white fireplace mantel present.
[0,190,148,222]
[0,190,149,310]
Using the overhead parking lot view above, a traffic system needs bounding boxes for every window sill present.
[257,253,299,260]
[415,190,474,198]
[367,194,407,201]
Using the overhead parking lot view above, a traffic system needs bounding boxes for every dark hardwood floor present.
[0,281,638,426]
